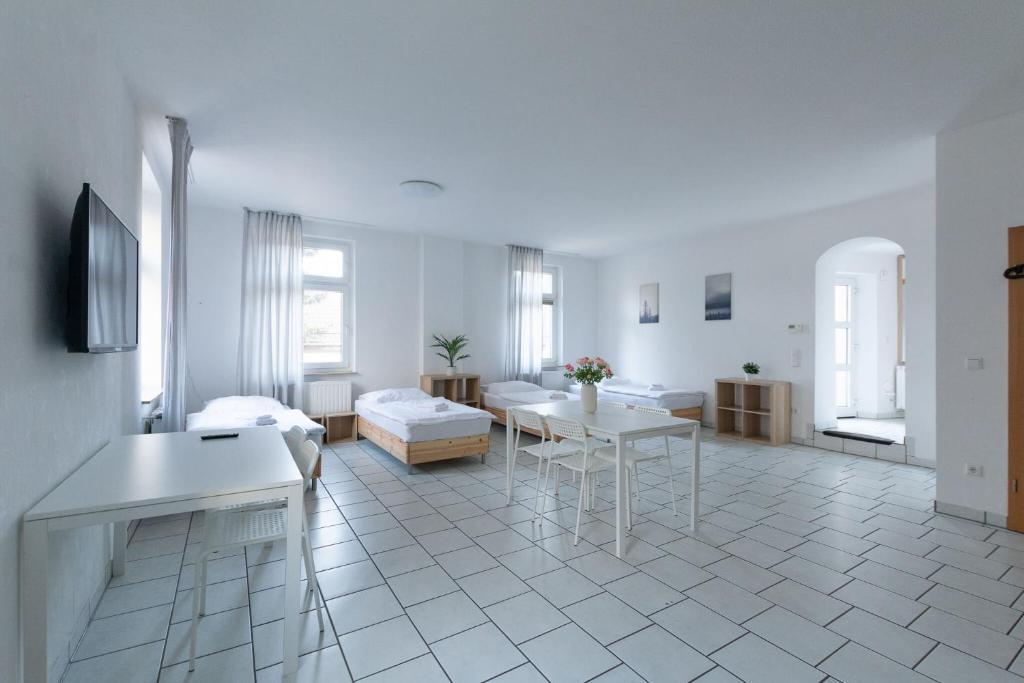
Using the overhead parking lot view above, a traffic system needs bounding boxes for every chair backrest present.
[283,425,306,454]
[604,401,629,410]
[633,405,671,416]
[291,439,320,482]
[510,408,546,434]
[544,416,588,447]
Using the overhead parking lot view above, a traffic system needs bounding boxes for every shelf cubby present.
[715,378,791,446]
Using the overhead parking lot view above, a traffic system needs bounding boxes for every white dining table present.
[22,427,305,682]
[505,400,700,557]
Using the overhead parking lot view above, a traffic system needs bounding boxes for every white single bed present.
[567,380,704,416]
[480,381,579,434]
[186,395,328,485]
[186,395,326,449]
[355,388,493,469]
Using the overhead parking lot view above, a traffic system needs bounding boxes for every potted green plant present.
[742,362,760,381]
[431,334,470,375]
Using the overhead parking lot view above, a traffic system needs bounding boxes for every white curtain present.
[237,209,304,408]
[162,117,192,431]
[504,245,544,384]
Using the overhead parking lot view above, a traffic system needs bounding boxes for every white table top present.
[513,401,698,437]
[26,427,301,522]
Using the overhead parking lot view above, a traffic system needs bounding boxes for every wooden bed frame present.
[357,414,490,471]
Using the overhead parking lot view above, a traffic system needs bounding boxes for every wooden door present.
[1009,227,1024,530]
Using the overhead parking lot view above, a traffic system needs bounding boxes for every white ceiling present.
[105,1,1024,256]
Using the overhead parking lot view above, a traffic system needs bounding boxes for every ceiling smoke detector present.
[399,179,444,198]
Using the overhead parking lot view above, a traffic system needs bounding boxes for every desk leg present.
[112,521,128,576]
[505,424,514,504]
[615,435,627,557]
[691,425,701,533]
[283,484,303,676]
[22,519,48,683]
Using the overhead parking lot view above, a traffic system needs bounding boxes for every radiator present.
[306,380,352,415]
[895,364,906,411]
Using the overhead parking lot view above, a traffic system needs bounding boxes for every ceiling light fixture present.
[399,179,444,198]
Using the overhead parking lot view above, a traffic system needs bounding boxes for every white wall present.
[0,5,143,680]
[935,108,1024,519]
[186,214,598,404]
[596,185,935,460]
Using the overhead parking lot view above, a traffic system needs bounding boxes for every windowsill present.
[542,364,563,372]
[304,368,357,378]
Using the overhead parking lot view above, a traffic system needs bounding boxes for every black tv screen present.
[67,184,139,353]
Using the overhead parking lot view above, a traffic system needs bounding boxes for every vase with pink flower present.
[563,356,614,413]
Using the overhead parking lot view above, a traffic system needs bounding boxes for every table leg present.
[505,422,514,504]
[615,435,627,557]
[691,424,701,532]
[22,519,49,683]
[283,484,303,676]
[112,521,128,576]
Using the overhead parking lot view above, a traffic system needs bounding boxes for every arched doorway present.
[814,237,906,444]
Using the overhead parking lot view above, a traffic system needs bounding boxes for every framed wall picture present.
[639,283,659,324]
[705,273,732,320]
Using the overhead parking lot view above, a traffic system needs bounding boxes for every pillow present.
[486,380,543,395]
[602,377,629,386]
[204,395,284,413]
[360,387,432,404]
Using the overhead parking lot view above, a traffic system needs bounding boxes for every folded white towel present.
[548,391,568,400]
[433,402,449,412]
[648,384,665,391]
[255,414,277,426]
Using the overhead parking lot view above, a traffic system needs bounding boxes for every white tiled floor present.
[62,426,1024,682]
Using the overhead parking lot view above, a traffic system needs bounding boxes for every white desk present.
[22,427,304,682]
[505,401,700,557]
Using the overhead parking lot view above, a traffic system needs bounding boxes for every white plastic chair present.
[508,409,584,521]
[188,438,325,671]
[593,405,677,529]
[543,416,613,545]
[604,401,629,410]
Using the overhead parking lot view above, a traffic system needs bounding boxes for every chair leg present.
[537,459,554,526]
[625,469,633,531]
[573,471,587,546]
[665,437,678,516]
[188,558,203,671]
[198,558,208,616]
[301,536,325,632]
[532,452,546,521]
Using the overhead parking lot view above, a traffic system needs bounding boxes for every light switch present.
[965,357,983,371]
[791,349,801,367]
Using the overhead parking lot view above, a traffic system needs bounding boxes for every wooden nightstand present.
[420,373,481,407]
[310,411,358,444]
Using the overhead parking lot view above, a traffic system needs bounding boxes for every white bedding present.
[481,382,580,410]
[355,399,493,443]
[186,395,326,447]
[567,383,703,410]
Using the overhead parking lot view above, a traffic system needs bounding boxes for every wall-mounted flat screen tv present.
[67,183,139,352]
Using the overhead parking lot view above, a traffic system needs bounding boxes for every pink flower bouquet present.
[563,356,613,385]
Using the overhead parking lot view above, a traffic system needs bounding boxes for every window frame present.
[302,237,354,374]
[541,264,562,369]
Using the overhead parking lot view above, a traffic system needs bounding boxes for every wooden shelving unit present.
[715,378,791,446]
[310,411,358,444]
[420,373,481,407]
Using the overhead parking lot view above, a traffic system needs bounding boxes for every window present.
[834,280,854,413]
[542,265,561,367]
[139,155,162,402]
[303,239,352,372]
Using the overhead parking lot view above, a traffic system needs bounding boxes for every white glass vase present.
[580,384,597,413]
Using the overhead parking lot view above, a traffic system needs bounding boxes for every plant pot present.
[744,373,750,381]
[445,366,456,376]
[580,384,597,413]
